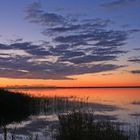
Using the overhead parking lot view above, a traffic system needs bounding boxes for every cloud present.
[101,0,140,10]
[54,29,128,47]
[128,57,140,63]
[25,2,67,26]
[53,29,140,48]
[0,42,52,56]
[25,2,138,51]
[0,43,11,50]
[92,47,127,55]
[131,70,140,74]
[134,48,140,51]
[0,56,123,79]
[60,55,117,64]
[43,18,112,35]
[60,51,85,58]
[0,2,138,80]
[0,41,124,79]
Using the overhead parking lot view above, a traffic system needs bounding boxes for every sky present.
[0,0,140,87]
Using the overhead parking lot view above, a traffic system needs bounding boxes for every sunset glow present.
[0,0,140,87]
[1,1,140,139]
[0,72,140,87]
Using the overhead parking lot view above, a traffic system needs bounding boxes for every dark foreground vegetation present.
[0,89,140,140]
[0,89,89,125]
[0,89,43,125]
[1,111,140,140]
[0,89,34,125]
[57,111,129,140]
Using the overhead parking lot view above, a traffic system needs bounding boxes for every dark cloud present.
[134,48,140,51]
[25,1,140,48]
[25,2,138,51]
[131,70,140,74]
[0,53,10,56]
[130,113,140,117]
[0,2,138,80]
[129,59,140,63]
[128,57,140,63]
[128,29,140,33]
[0,54,123,79]
[9,38,23,44]
[60,55,117,64]
[47,24,82,32]
[43,18,112,35]
[49,45,71,55]
[101,0,140,10]
[54,30,128,47]
[0,43,11,50]
[121,24,131,28]
[61,51,85,58]
[92,47,127,55]
[0,41,124,79]
[0,42,52,56]
[10,42,36,50]
[25,2,67,26]
[94,31,128,47]
[132,101,140,105]
[0,42,39,50]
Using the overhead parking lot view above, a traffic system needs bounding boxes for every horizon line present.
[2,85,140,89]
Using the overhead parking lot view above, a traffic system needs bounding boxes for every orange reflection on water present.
[12,88,140,122]
[14,88,140,105]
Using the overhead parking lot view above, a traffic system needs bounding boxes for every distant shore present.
[2,86,140,90]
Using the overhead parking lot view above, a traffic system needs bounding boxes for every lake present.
[1,88,140,139]
[12,88,140,123]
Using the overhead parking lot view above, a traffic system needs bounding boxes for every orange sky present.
[0,71,140,87]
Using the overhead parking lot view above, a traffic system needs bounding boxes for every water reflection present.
[14,88,140,104]
[13,88,140,122]
[1,88,140,139]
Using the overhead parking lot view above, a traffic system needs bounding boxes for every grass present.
[56,110,129,140]
[0,89,90,125]
[1,111,131,140]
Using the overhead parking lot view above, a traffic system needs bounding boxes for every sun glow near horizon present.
[0,71,140,87]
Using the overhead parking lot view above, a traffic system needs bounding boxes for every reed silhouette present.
[56,110,129,140]
[0,89,91,125]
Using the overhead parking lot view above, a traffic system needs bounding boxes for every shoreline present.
[3,86,140,90]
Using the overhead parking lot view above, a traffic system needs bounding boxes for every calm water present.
[13,88,140,123]
[1,88,139,139]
